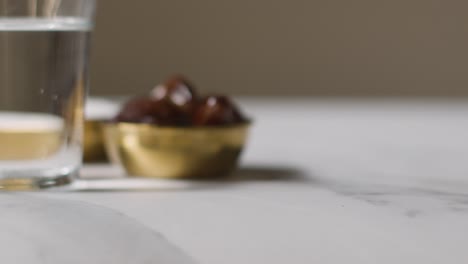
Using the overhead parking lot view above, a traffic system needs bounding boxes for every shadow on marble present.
[65,165,308,192]
[229,166,309,182]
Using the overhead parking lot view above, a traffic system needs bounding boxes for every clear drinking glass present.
[0,0,95,190]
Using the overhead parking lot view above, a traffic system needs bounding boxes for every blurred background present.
[90,0,468,97]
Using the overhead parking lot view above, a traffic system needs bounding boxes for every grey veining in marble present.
[0,194,196,264]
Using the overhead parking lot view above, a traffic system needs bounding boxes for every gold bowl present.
[83,120,108,162]
[102,122,250,178]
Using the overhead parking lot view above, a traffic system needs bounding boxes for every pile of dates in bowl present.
[102,75,251,179]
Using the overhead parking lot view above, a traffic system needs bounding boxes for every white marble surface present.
[37,99,468,264]
[0,194,195,264]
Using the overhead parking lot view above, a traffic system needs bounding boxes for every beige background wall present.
[90,0,468,97]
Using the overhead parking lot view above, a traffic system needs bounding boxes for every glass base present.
[0,169,77,191]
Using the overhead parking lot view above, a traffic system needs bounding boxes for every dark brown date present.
[150,75,198,114]
[114,97,189,126]
[192,96,246,126]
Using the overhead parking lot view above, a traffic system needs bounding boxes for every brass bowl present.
[102,122,250,178]
[83,120,108,162]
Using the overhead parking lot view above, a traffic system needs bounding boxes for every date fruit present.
[150,75,198,114]
[114,97,189,126]
[192,96,246,126]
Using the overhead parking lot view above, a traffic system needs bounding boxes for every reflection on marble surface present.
[0,194,196,264]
